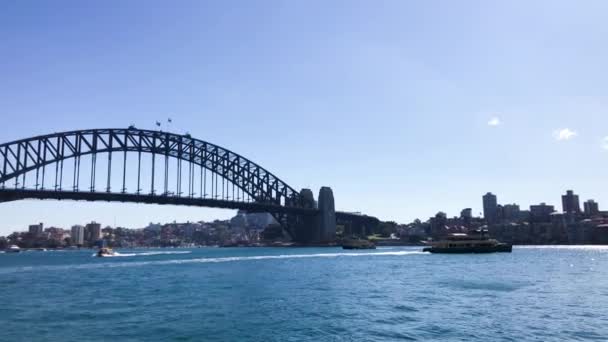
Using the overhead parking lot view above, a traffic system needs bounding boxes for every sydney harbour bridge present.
[0,128,378,243]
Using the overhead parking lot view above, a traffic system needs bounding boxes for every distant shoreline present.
[5,243,608,252]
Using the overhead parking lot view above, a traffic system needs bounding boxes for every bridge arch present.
[0,128,382,243]
[0,128,303,209]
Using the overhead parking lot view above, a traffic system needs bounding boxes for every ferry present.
[342,238,376,250]
[6,245,21,253]
[96,248,116,257]
[423,231,512,254]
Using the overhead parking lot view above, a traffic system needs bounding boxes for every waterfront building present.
[496,204,504,221]
[483,192,498,224]
[85,221,102,242]
[429,212,448,237]
[518,210,531,222]
[530,203,555,223]
[144,223,162,232]
[550,212,566,226]
[561,190,581,214]
[584,200,600,216]
[460,208,473,226]
[45,227,66,242]
[71,225,85,245]
[28,223,44,237]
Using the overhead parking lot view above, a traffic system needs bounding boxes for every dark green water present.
[1,246,607,341]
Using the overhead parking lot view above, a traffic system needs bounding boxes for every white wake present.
[92,251,192,257]
[7,250,425,274]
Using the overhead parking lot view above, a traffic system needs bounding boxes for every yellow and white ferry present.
[423,231,512,254]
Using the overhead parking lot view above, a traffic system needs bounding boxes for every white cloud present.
[487,117,501,126]
[602,136,608,150]
[553,128,578,141]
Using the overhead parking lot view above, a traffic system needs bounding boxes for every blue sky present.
[1,1,607,234]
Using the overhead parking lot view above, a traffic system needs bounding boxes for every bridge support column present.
[317,186,336,243]
[294,188,316,243]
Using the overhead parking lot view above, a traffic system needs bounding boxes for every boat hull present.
[341,238,376,250]
[342,245,376,250]
[6,245,21,253]
[96,248,115,257]
[423,244,512,253]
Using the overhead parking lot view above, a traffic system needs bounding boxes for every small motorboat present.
[341,238,376,250]
[96,248,116,257]
[6,245,21,253]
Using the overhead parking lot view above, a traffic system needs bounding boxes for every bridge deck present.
[0,189,319,216]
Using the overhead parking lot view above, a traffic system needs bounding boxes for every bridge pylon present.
[293,188,316,243]
[291,186,336,244]
[317,187,336,242]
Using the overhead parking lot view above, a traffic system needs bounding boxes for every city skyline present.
[0,187,602,235]
[4,187,607,249]
[1,1,608,233]
[479,189,604,222]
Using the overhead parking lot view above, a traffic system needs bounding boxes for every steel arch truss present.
[0,128,305,212]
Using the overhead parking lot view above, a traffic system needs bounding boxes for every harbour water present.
[1,246,607,341]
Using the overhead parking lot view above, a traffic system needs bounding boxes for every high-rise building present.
[584,200,600,216]
[28,223,44,237]
[561,190,581,214]
[85,222,102,242]
[483,192,498,224]
[503,204,521,222]
[460,208,472,219]
[530,203,555,223]
[71,225,85,245]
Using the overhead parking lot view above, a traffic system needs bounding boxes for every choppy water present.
[1,246,607,341]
